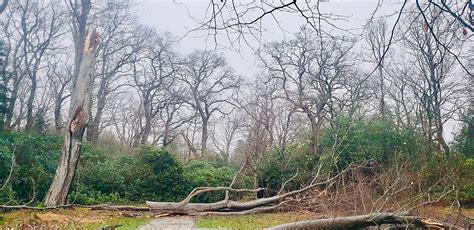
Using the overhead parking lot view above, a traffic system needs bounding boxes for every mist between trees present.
[0,0,473,227]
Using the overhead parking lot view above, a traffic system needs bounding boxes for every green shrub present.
[183,160,236,202]
[0,132,61,204]
[418,153,474,206]
[256,144,315,195]
[320,117,426,169]
[453,115,473,157]
[71,190,128,205]
[75,145,188,203]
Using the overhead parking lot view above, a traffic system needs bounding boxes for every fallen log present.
[0,204,73,211]
[146,165,352,215]
[266,213,463,230]
[85,204,150,211]
[0,204,149,212]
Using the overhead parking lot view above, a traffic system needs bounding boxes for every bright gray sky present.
[133,0,463,141]
[136,0,406,76]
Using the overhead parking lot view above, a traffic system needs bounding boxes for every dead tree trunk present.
[44,31,99,207]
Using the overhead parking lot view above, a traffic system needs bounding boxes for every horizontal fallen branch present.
[0,204,73,211]
[146,165,353,215]
[266,213,463,230]
[0,204,149,212]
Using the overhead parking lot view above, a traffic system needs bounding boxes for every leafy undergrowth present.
[195,211,317,229]
[0,207,150,229]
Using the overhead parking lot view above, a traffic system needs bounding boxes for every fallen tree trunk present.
[266,213,463,230]
[146,165,350,215]
[0,204,149,212]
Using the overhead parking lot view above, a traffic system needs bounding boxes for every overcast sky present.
[135,0,406,76]
[133,0,463,141]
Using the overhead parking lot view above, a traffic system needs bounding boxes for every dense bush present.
[320,117,428,169]
[73,146,239,204]
[418,153,474,206]
[453,115,473,157]
[256,144,316,194]
[255,117,430,194]
[0,132,62,204]
[1,116,472,207]
[183,160,237,202]
[0,133,238,205]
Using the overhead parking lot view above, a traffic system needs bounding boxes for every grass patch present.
[195,212,316,229]
[0,207,150,229]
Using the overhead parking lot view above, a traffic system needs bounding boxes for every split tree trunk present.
[44,31,99,207]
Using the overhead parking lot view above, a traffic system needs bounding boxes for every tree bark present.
[0,0,8,14]
[307,113,320,156]
[201,118,209,157]
[0,42,7,131]
[25,74,36,131]
[54,92,68,133]
[70,0,90,97]
[4,76,19,130]
[86,91,105,142]
[44,31,99,207]
[267,213,463,230]
[140,94,152,145]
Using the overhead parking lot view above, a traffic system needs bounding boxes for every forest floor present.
[0,206,472,229]
[0,207,150,229]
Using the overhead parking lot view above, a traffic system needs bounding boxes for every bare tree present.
[385,60,417,129]
[180,114,201,161]
[260,28,354,156]
[0,0,64,131]
[111,96,143,148]
[236,79,277,166]
[46,52,73,132]
[402,8,467,154]
[176,51,240,158]
[365,18,389,119]
[86,2,143,142]
[0,40,7,130]
[1,2,29,130]
[130,30,177,146]
[20,0,63,131]
[155,96,188,148]
[212,113,243,162]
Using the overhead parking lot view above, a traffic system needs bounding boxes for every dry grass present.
[0,207,150,229]
[195,211,318,229]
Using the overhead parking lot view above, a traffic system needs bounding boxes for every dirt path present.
[139,217,196,230]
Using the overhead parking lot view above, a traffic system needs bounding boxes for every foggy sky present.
[134,0,462,141]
